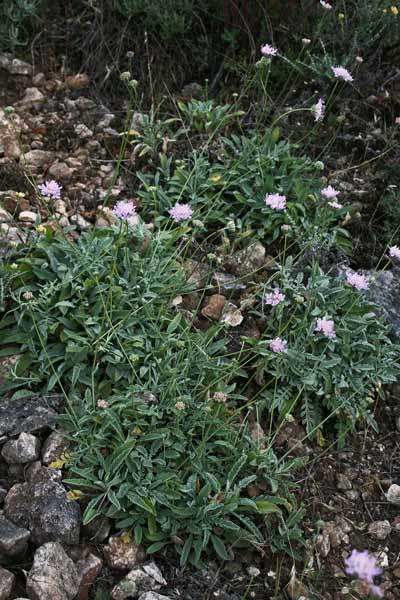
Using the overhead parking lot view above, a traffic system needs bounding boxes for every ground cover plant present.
[0,1,400,598]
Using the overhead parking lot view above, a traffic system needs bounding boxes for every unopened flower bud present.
[120,71,132,81]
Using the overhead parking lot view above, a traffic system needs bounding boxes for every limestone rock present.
[0,53,32,76]
[0,516,30,556]
[112,562,166,599]
[201,294,226,320]
[19,211,38,224]
[103,534,145,570]
[26,542,80,600]
[387,484,400,506]
[1,432,41,464]
[368,520,392,540]
[0,395,62,437]
[0,567,15,600]
[77,552,103,600]
[41,431,70,466]
[4,479,80,545]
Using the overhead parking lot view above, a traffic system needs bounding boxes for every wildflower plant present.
[0,227,302,565]
[248,262,400,439]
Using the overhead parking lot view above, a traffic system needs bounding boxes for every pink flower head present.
[168,202,193,223]
[261,43,278,57]
[321,185,340,199]
[265,193,286,211]
[112,200,136,220]
[314,98,325,122]
[265,289,286,306]
[269,337,288,353]
[395,117,400,125]
[320,0,333,9]
[389,245,400,260]
[346,271,368,290]
[332,66,353,82]
[344,549,382,584]
[328,201,343,209]
[39,180,62,199]
[315,316,336,339]
[370,585,384,598]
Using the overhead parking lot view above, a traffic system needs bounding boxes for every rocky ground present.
[1,53,400,600]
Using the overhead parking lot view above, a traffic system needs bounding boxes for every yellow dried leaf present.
[67,489,84,501]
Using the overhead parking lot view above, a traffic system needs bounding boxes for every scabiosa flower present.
[38,180,62,199]
[315,317,336,339]
[321,185,340,199]
[269,337,288,353]
[346,271,369,290]
[261,43,278,57]
[265,289,286,306]
[314,98,325,122]
[345,550,382,584]
[328,201,343,209]
[175,401,186,411]
[396,117,400,125]
[302,38,311,46]
[389,245,400,260]
[320,0,333,9]
[332,66,354,82]
[168,202,193,223]
[112,200,136,220]
[265,193,286,211]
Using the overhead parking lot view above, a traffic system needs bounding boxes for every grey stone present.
[336,473,352,491]
[386,484,400,506]
[112,562,166,599]
[23,150,55,169]
[138,594,171,600]
[1,432,40,464]
[26,542,80,600]
[225,242,269,277]
[26,462,62,484]
[41,431,70,466]
[4,479,80,545]
[0,567,15,599]
[0,516,30,556]
[368,520,392,540]
[366,268,400,340]
[19,88,44,107]
[0,395,62,437]
[0,53,32,76]
[104,534,146,570]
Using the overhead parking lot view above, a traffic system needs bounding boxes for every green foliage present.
[137,131,326,244]
[248,263,400,440]
[116,0,218,41]
[177,99,244,134]
[0,0,40,52]
[63,385,301,566]
[0,225,302,565]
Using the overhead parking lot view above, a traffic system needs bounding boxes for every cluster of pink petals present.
[389,245,400,260]
[38,180,62,199]
[265,289,286,306]
[345,549,382,585]
[168,202,193,223]
[321,185,340,199]
[265,193,286,211]
[346,271,368,290]
[261,43,278,57]
[319,0,333,9]
[328,200,343,209]
[332,66,354,82]
[314,98,325,122]
[112,200,136,220]
[269,337,288,353]
[395,117,400,125]
[315,316,336,339]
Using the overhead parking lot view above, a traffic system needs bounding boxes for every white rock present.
[387,484,400,505]
[19,211,38,224]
